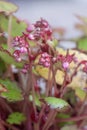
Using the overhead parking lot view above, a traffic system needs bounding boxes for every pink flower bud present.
[45,57,50,62]
[16,57,21,62]
[13,50,21,62]
[52,57,57,63]
[15,36,20,42]
[13,50,20,58]
[20,47,27,53]
[41,52,49,58]
[26,24,35,32]
[44,62,50,67]
[40,58,45,63]
[63,61,69,70]
[28,34,35,40]
[21,68,27,74]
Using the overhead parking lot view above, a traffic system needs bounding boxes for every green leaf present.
[0,83,7,93]
[77,37,87,51]
[6,112,26,125]
[52,39,58,47]
[57,113,70,119]
[44,97,69,110]
[57,113,74,127]
[0,1,18,14]
[0,14,27,37]
[0,48,25,68]
[1,43,8,50]
[75,87,86,101]
[0,79,23,102]
[0,35,7,45]
[0,58,6,76]
[63,88,77,107]
[29,94,41,107]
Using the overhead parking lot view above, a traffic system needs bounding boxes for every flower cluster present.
[57,53,76,70]
[39,52,51,67]
[27,18,52,41]
[39,51,76,70]
[13,19,52,63]
[13,18,77,74]
[13,36,28,61]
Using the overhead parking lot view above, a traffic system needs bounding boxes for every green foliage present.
[52,39,59,47]
[0,79,23,102]
[6,112,26,125]
[77,37,87,51]
[0,14,27,37]
[57,113,74,127]
[0,35,7,45]
[1,43,8,50]
[29,94,41,107]
[64,89,77,107]
[0,6,87,129]
[44,97,69,110]
[0,48,25,68]
[0,1,18,14]
[0,58,6,76]
[75,87,86,101]
[0,83,7,93]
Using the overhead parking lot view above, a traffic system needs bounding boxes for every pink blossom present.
[28,34,35,40]
[26,24,35,32]
[62,61,69,70]
[20,47,27,53]
[39,52,51,67]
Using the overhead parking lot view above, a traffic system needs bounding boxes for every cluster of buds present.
[39,52,76,70]
[13,19,77,74]
[13,36,28,62]
[39,52,51,67]
[27,18,52,41]
[57,53,76,70]
[13,19,53,63]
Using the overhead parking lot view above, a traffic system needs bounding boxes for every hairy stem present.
[60,71,67,97]
[42,109,57,130]
[0,98,13,113]
[46,66,52,96]
[51,66,58,96]
[0,118,19,130]
[56,115,87,122]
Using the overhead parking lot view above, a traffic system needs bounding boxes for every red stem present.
[0,118,19,130]
[56,115,87,122]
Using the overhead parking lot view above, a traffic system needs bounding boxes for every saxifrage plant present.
[0,1,87,130]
